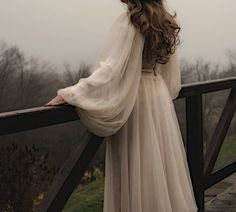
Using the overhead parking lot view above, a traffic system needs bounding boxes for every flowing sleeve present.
[57,12,145,137]
[158,48,182,100]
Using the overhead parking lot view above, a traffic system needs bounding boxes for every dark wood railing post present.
[36,130,104,212]
[186,94,204,212]
[204,87,236,176]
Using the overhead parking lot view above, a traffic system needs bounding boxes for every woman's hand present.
[45,95,67,106]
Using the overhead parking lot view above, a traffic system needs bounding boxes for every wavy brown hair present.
[121,0,181,68]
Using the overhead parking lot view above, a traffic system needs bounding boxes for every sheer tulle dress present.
[57,12,198,212]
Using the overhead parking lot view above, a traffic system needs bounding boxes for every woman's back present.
[55,2,198,211]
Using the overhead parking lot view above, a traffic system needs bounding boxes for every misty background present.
[0,0,236,70]
[0,1,236,211]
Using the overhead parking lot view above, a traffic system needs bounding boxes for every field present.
[63,177,104,212]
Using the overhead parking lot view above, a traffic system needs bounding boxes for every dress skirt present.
[103,71,198,212]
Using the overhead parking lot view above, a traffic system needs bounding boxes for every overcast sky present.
[0,0,235,71]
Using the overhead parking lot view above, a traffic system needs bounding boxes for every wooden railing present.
[1,76,236,212]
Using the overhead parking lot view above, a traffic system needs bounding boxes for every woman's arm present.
[48,12,145,137]
[158,49,182,100]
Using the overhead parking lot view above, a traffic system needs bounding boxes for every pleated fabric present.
[104,71,198,212]
[57,11,198,212]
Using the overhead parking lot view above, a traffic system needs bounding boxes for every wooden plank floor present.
[205,172,236,211]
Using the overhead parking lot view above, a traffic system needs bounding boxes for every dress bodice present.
[142,58,160,75]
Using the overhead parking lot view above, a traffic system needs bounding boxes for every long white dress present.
[57,11,198,212]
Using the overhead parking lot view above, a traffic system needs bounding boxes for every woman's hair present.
[121,0,181,66]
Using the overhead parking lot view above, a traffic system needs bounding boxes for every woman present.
[46,0,198,211]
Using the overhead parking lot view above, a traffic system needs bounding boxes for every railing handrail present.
[0,105,78,136]
[180,76,236,97]
[1,76,236,137]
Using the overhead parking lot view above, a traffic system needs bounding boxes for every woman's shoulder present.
[115,11,129,22]
[111,11,137,33]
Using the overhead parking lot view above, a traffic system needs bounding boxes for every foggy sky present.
[0,0,235,70]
